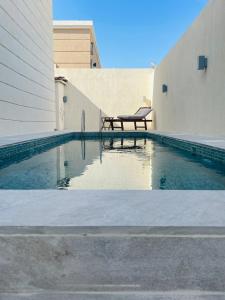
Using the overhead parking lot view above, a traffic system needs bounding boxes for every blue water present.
[0,138,225,190]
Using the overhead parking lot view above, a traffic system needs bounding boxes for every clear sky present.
[53,0,208,68]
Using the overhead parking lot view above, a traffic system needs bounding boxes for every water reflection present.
[1,138,225,190]
[101,138,146,151]
[58,138,152,190]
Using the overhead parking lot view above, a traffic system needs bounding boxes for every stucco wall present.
[153,0,225,136]
[55,68,154,131]
[0,0,55,136]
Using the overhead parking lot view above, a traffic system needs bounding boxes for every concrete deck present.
[1,190,225,226]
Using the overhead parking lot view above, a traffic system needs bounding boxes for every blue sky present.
[53,0,208,68]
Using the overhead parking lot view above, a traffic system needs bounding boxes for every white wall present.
[55,80,66,131]
[0,0,55,136]
[63,80,102,132]
[55,68,154,131]
[153,0,225,136]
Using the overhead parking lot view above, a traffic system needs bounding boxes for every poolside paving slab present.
[148,131,225,150]
[1,190,225,226]
[0,130,74,148]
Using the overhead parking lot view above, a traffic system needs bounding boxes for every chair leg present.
[110,120,114,130]
[101,120,105,131]
[144,120,147,130]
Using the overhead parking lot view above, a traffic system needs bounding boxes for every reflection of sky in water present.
[0,138,225,190]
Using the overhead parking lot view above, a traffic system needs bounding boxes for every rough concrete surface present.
[1,230,225,293]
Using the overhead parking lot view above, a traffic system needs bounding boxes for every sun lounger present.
[101,107,153,131]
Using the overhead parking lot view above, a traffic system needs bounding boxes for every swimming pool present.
[1,135,225,190]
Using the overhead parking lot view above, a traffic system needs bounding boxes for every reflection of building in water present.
[66,138,153,190]
[58,139,100,188]
[56,146,65,183]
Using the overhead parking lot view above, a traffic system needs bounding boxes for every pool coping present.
[147,131,225,163]
[1,190,225,227]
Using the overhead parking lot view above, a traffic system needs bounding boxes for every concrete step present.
[1,292,225,300]
[1,227,225,294]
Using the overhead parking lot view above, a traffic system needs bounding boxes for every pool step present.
[1,227,225,294]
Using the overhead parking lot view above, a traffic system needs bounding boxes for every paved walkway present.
[0,130,73,147]
[149,130,225,150]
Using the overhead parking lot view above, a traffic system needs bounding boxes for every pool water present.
[1,138,225,190]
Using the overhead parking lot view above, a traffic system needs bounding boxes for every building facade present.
[0,0,55,136]
[53,21,101,69]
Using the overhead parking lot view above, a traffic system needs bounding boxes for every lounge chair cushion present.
[117,115,145,120]
[117,107,152,120]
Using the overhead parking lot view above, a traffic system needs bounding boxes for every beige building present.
[53,21,101,69]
